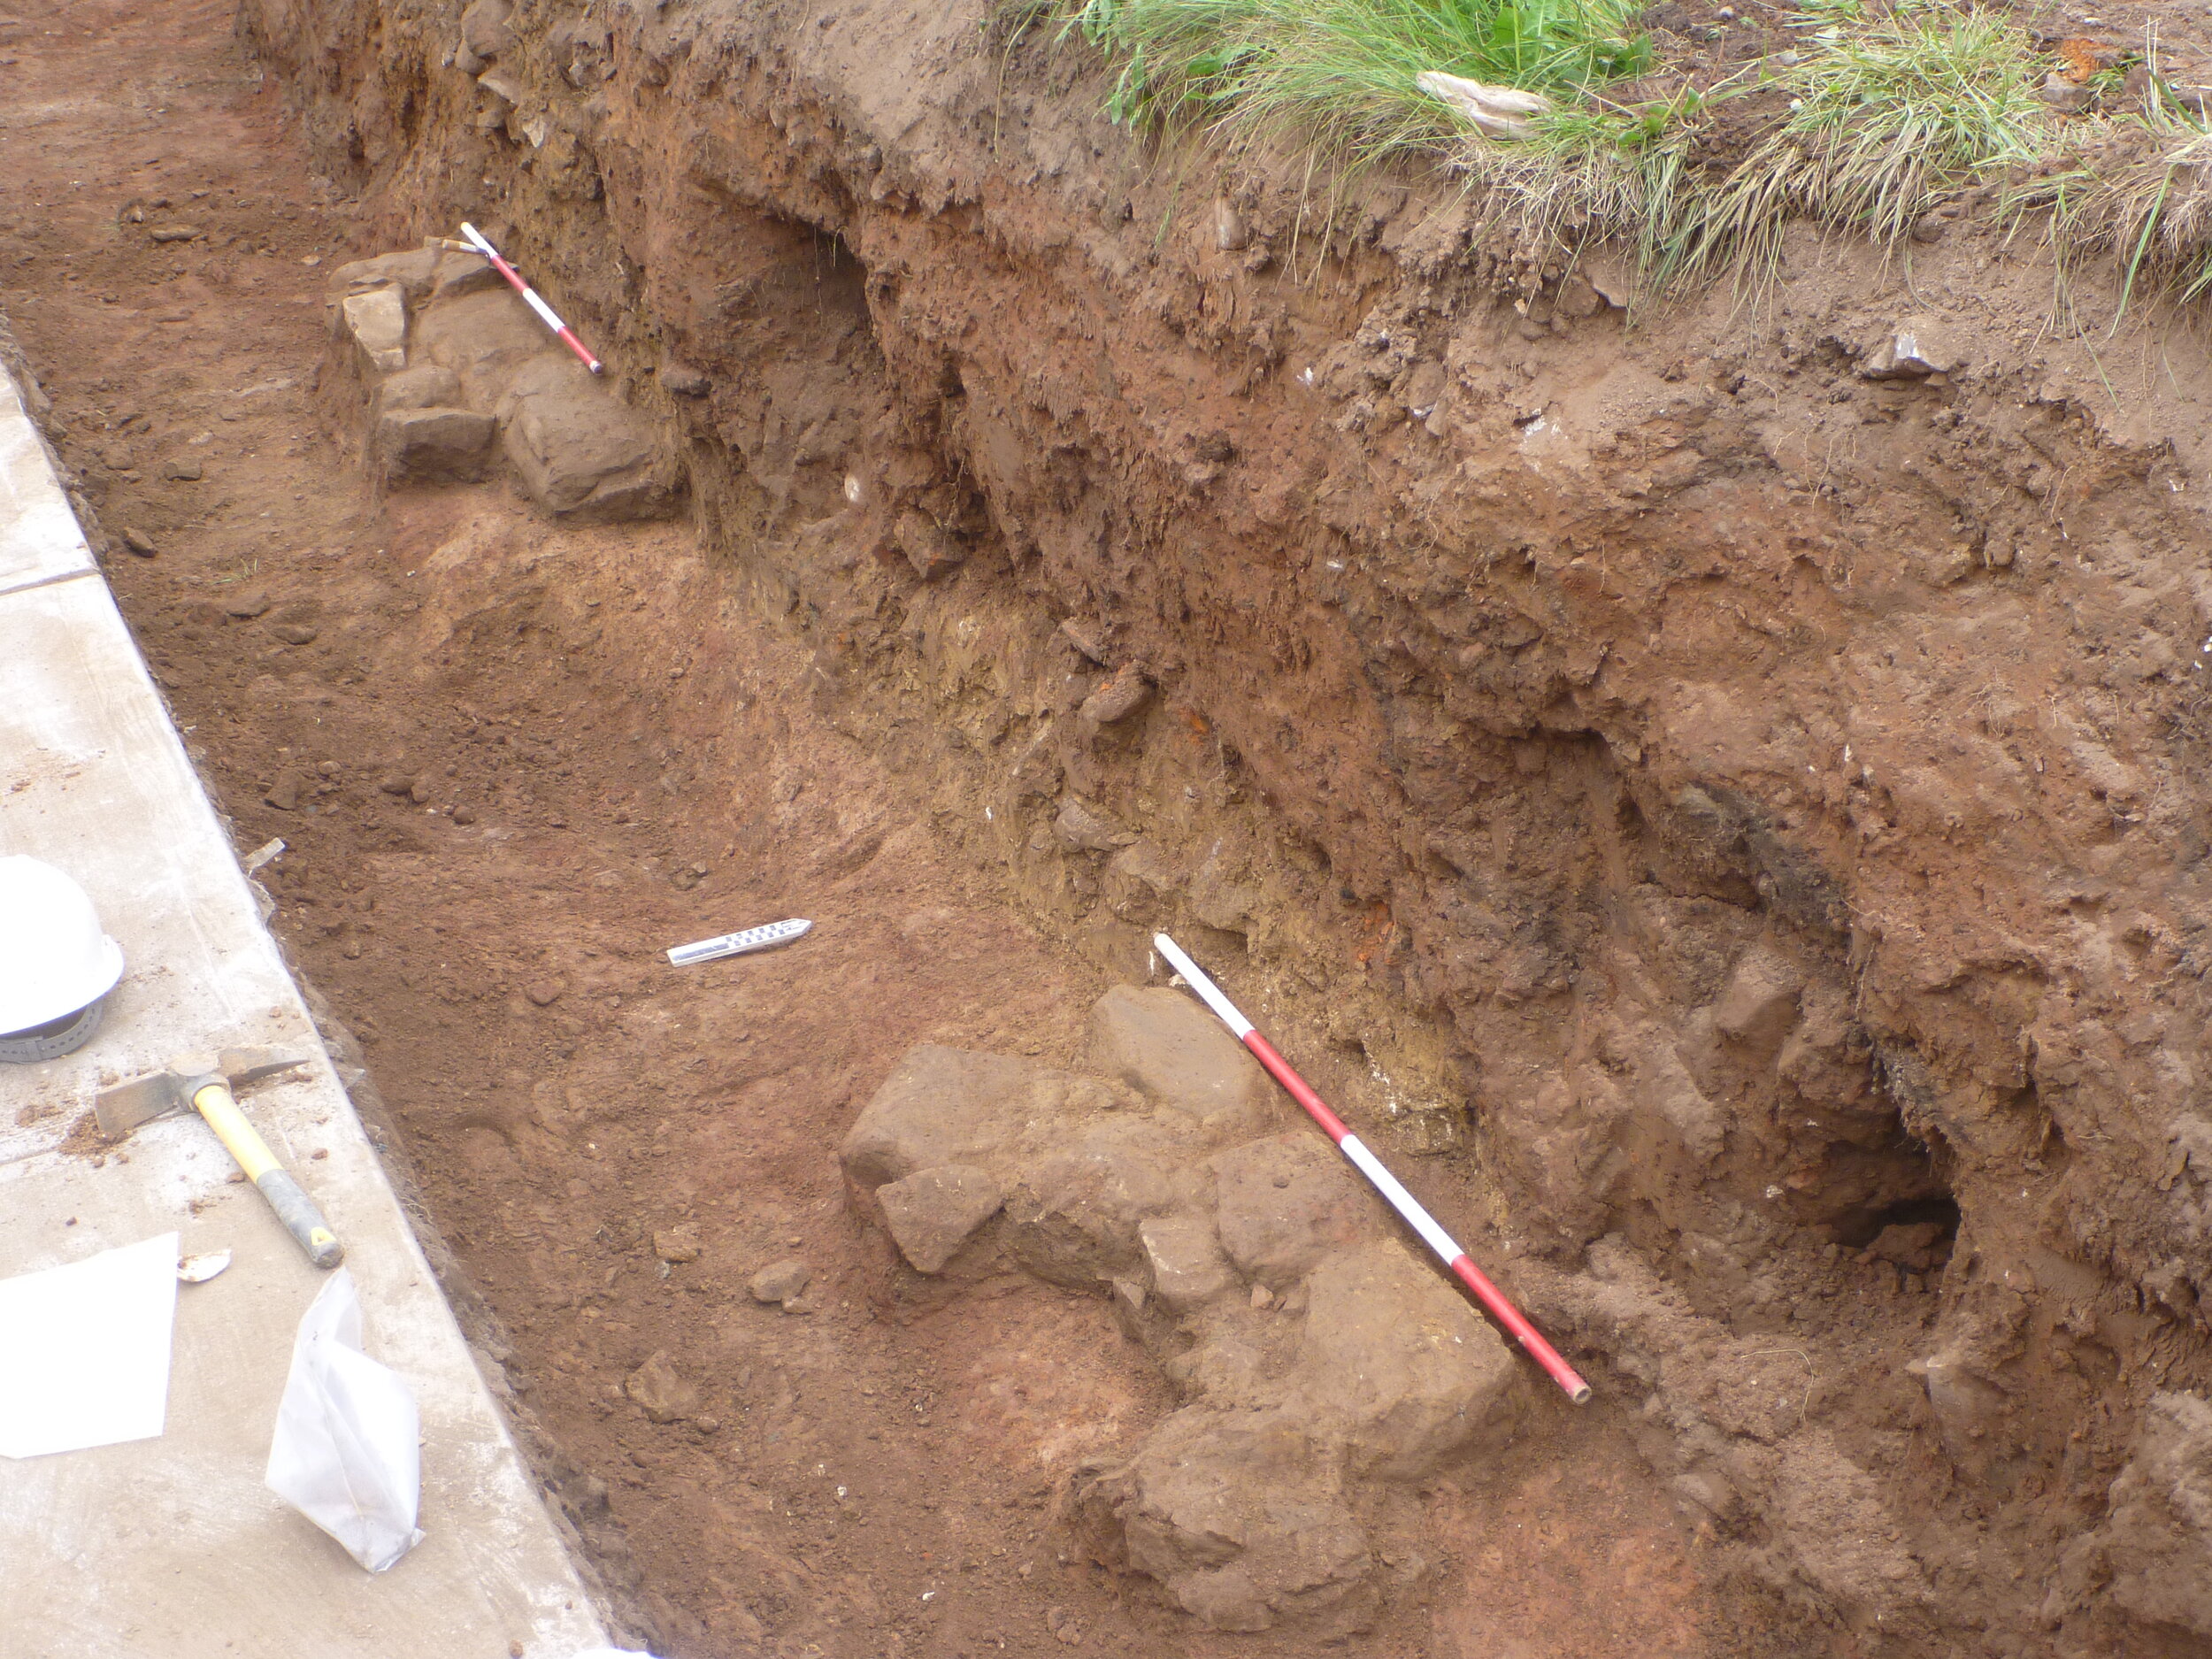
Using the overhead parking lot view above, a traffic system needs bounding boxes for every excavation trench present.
[7,0,2212,1653]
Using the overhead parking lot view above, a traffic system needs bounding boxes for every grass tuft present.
[2004,107,2212,308]
[1031,0,2212,309]
[1063,0,1651,157]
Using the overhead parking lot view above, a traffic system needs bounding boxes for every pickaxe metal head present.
[94,1048,309,1140]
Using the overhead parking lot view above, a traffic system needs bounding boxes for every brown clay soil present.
[7,0,2212,1655]
[0,4,1740,1656]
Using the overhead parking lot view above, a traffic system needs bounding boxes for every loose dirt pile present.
[7,0,2212,1653]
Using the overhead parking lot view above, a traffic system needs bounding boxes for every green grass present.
[1031,0,2212,308]
[1062,0,1650,153]
[2005,110,2212,309]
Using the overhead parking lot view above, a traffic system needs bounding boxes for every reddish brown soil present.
[0,4,1751,1656]
[13,0,2212,1651]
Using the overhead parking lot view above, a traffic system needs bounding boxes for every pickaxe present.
[96,1048,344,1269]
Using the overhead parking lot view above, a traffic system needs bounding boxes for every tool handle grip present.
[256,1168,346,1270]
[192,1083,344,1269]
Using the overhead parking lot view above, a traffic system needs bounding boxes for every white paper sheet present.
[0,1232,180,1458]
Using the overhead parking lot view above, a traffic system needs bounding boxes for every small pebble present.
[120,526,157,557]
[524,980,562,1007]
[272,622,319,644]
[222,590,270,619]
[749,1258,812,1306]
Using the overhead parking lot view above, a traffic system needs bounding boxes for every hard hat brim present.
[0,934,124,1038]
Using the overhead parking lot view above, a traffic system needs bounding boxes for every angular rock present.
[1103,840,1179,919]
[1858,319,1962,380]
[1060,616,1110,664]
[427,251,502,307]
[748,1258,812,1306]
[1140,1213,1236,1310]
[841,1046,1042,1191]
[120,526,157,557]
[1710,945,1801,1047]
[895,508,963,578]
[341,284,409,374]
[1189,858,1262,935]
[1001,1117,1187,1287]
[1210,1134,1378,1289]
[377,363,465,411]
[500,357,680,521]
[414,288,565,406]
[653,1227,702,1264]
[1087,985,1271,1134]
[1080,664,1151,725]
[2037,73,2095,114]
[263,771,305,812]
[1055,798,1124,854]
[328,248,440,307]
[877,1164,1003,1273]
[660,362,711,397]
[376,405,495,482]
[1295,1242,1522,1475]
[1071,1406,1371,1632]
[460,0,513,59]
[1213,200,1248,253]
[624,1350,700,1422]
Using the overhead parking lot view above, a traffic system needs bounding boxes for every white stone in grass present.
[1413,71,1552,141]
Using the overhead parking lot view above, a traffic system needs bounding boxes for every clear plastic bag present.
[264,1268,426,1571]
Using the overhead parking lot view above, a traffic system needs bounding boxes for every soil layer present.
[5,0,2212,1655]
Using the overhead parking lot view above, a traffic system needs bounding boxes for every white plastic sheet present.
[0,1232,179,1458]
[265,1267,425,1571]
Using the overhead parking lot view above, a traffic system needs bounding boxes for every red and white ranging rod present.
[458,221,603,373]
[1154,932,1593,1404]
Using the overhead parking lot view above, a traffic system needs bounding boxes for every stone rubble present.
[839,988,1527,1630]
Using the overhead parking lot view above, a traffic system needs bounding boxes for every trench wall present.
[237,0,2212,1646]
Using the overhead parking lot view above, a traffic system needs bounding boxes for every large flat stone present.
[1071,1406,1371,1632]
[1295,1242,1522,1476]
[376,405,495,482]
[1209,1133,1378,1290]
[876,1164,1002,1274]
[498,358,679,522]
[340,285,408,374]
[839,1045,1043,1191]
[1000,1116,1189,1288]
[1086,985,1271,1136]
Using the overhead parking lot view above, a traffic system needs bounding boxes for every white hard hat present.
[0,856,125,1051]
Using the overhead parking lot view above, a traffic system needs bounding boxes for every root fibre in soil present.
[0,4,1743,1656]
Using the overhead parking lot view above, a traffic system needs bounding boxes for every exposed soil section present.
[1,4,1738,1657]
[7,0,2212,1655]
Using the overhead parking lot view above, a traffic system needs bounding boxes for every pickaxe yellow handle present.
[191,1080,344,1270]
